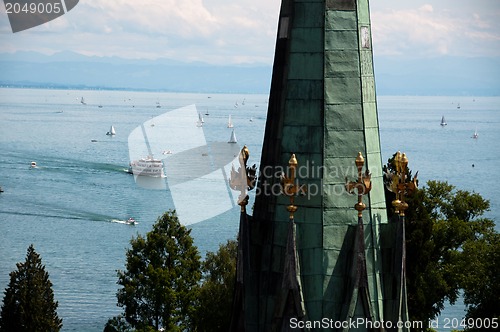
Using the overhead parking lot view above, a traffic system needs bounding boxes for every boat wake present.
[111,219,138,225]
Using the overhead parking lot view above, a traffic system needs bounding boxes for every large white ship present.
[128,155,165,177]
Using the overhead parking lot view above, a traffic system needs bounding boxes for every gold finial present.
[355,151,364,168]
[346,152,372,217]
[281,153,306,219]
[388,152,417,217]
[229,146,257,212]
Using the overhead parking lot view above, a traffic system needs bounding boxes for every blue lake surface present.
[0,88,498,331]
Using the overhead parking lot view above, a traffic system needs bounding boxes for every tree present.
[194,239,237,332]
[113,210,201,331]
[459,229,500,324]
[103,315,132,332]
[0,244,62,332]
[383,154,498,327]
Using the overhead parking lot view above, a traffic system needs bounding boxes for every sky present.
[0,0,499,65]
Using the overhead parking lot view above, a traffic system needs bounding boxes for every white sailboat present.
[228,129,237,143]
[80,97,86,105]
[440,116,447,126]
[472,127,478,139]
[227,115,233,128]
[106,125,116,135]
[198,112,204,124]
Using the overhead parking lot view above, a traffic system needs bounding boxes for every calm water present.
[0,89,498,331]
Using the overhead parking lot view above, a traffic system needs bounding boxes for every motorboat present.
[30,161,37,168]
[128,155,165,177]
[126,218,137,225]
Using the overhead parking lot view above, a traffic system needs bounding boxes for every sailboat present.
[80,97,86,105]
[198,112,204,123]
[472,128,478,139]
[227,115,233,128]
[440,116,447,126]
[228,129,237,143]
[106,125,116,136]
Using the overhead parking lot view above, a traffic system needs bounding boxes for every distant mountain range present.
[0,51,499,95]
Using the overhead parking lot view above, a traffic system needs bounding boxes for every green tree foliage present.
[0,244,62,332]
[459,230,500,323]
[194,239,237,332]
[103,315,132,332]
[383,154,498,327]
[113,210,201,332]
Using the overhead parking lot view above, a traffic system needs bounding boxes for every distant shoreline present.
[1,84,498,97]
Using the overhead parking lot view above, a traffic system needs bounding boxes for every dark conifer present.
[0,244,62,332]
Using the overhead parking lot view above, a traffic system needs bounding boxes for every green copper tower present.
[230,0,409,331]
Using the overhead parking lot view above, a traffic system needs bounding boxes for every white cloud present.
[371,2,500,58]
[419,4,434,13]
[0,0,280,64]
[0,0,499,63]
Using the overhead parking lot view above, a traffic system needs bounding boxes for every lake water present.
[0,88,498,331]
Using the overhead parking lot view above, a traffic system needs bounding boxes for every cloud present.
[0,0,280,64]
[66,0,279,62]
[371,2,500,58]
[1,0,499,64]
[419,4,434,13]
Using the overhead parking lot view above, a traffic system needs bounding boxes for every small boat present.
[98,105,103,108]
[91,139,98,142]
[472,128,478,139]
[457,103,461,109]
[0,186,4,193]
[126,218,137,225]
[30,161,37,168]
[227,115,234,128]
[196,119,203,127]
[128,155,165,177]
[80,97,86,105]
[440,116,447,126]
[106,125,116,136]
[249,117,254,122]
[228,129,237,143]
[198,112,204,124]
